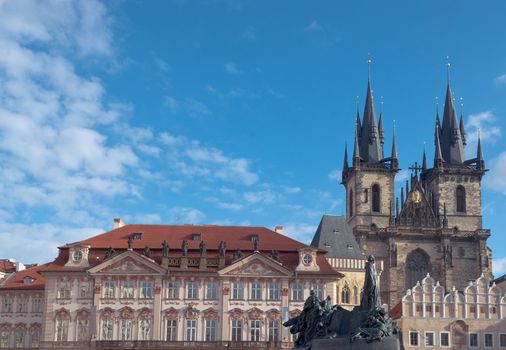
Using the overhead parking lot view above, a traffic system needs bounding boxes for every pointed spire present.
[359,58,382,164]
[343,141,349,171]
[477,130,485,171]
[378,97,385,145]
[440,63,465,164]
[391,123,398,170]
[401,187,405,206]
[459,113,466,145]
[405,180,409,198]
[356,96,361,141]
[422,147,427,172]
[353,122,360,167]
[434,124,444,168]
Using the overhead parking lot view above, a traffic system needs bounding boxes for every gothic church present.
[341,69,492,308]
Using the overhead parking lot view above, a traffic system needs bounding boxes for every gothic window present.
[348,189,354,218]
[29,328,40,348]
[14,329,24,348]
[341,285,350,304]
[456,186,466,213]
[405,248,430,290]
[353,286,358,305]
[372,184,381,213]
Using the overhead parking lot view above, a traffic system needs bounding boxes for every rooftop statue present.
[162,240,170,257]
[181,239,188,257]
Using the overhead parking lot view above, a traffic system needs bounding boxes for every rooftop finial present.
[446,56,451,85]
[367,54,372,83]
[355,95,359,112]
[459,97,464,115]
[380,96,384,113]
[435,97,439,113]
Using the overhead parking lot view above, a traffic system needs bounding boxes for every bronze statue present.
[360,255,380,311]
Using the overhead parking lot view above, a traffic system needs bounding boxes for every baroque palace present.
[1,66,505,349]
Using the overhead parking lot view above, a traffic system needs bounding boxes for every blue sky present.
[0,1,506,276]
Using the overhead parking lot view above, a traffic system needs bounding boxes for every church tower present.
[342,62,398,230]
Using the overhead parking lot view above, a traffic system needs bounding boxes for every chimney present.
[274,225,284,234]
[113,218,125,229]
[15,261,26,272]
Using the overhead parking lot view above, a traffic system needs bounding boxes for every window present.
[0,331,9,348]
[166,281,179,299]
[232,282,244,300]
[231,320,242,341]
[104,281,115,298]
[166,320,177,341]
[268,320,279,341]
[372,184,381,212]
[57,283,71,299]
[2,298,12,313]
[205,319,217,341]
[312,284,323,299]
[341,285,350,304]
[16,298,27,313]
[456,186,466,213]
[30,329,40,347]
[186,282,198,300]
[409,331,419,346]
[140,281,153,299]
[291,284,303,301]
[485,333,493,348]
[268,283,280,300]
[32,298,42,313]
[349,189,354,217]
[440,332,450,347]
[425,331,434,347]
[77,319,89,341]
[186,320,197,341]
[55,319,68,341]
[132,232,143,240]
[469,333,478,347]
[101,320,113,341]
[121,281,134,299]
[500,334,506,348]
[206,282,218,300]
[250,320,261,341]
[121,319,132,341]
[139,319,151,340]
[251,282,262,300]
[14,330,24,348]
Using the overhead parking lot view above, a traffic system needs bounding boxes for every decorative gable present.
[88,251,166,275]
[296,247,320,272]
[65,243,91,268]
[397,176,438,228]
[219,252,292,277]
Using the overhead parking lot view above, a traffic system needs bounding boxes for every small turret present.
[342,141,349,178]
[434,124,444,168]
[459,114,467,145]
[390,128,398,170]
[476,133,485,171]
[353,123,361,168]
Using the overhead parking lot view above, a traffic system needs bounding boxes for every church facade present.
[341,73,493,308]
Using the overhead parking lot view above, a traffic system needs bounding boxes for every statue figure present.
[105,247,116,259]
[199,241,207,256]
[127,236,133,249]
[444,244,453,267]
[162,240,170,257]
[351,307,397,343]
[182,240,188,257]
[253,237,259,251]
[218,240,226,257]
[233,249,242,261]
[360,255,380,311]
[143,245,151,258]
[271,250,279,261]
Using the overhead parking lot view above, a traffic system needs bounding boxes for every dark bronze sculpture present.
[284,255,398,349]
[162,240,170,257]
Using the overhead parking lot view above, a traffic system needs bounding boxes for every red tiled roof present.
[0,259,16,273]
[389,301,402,320]
[1,264,47,290]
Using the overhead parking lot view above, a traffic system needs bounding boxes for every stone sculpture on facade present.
[218,240,226,257]
[162,240,170,257]
[284,254,398,349]
[199,240,207,256]
[182,239,188,257]
[105,247,116,260]
[143,245,151,258]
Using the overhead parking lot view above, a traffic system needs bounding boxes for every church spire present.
[359,59,382,164]
[353,122,361,167]
[476,131,485,171]
[343,141,349,171]
[390,124,398,170]
[439,63,465,164]
[459,113,467,145]
[422,147,427,172]
[356,97,361,142]
[434,124,444,168]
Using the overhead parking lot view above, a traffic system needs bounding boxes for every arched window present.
[405,249,430,290]
[456,186,466,213]
[372,184,380,213]
[341,285,350,304]
[348,189,354,218]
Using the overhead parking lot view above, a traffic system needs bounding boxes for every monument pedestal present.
[311,336,400,350]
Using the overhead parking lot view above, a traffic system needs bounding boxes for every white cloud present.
[244,190,279,204]
[493,256,506,276]
[395,170,410,183]
[284,186,301,194]
[168,207,205,224]
[217,202,243,211]
[484,152,506,194]
[164,96,210,116]
[493,74,506,85]
[224,62,242,75]
[282,223,317,244]
[466,111,501,144]
[304,20,323,32]
[328,169,341,182]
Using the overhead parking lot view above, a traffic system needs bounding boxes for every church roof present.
[310,215,364,259]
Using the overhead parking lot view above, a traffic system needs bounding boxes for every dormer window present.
[250,235,259,242]
[192,234,201,241]
[72,250,83,262]
[347,244,353,250]
[132,233,143,241]
[23,276,35,285]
